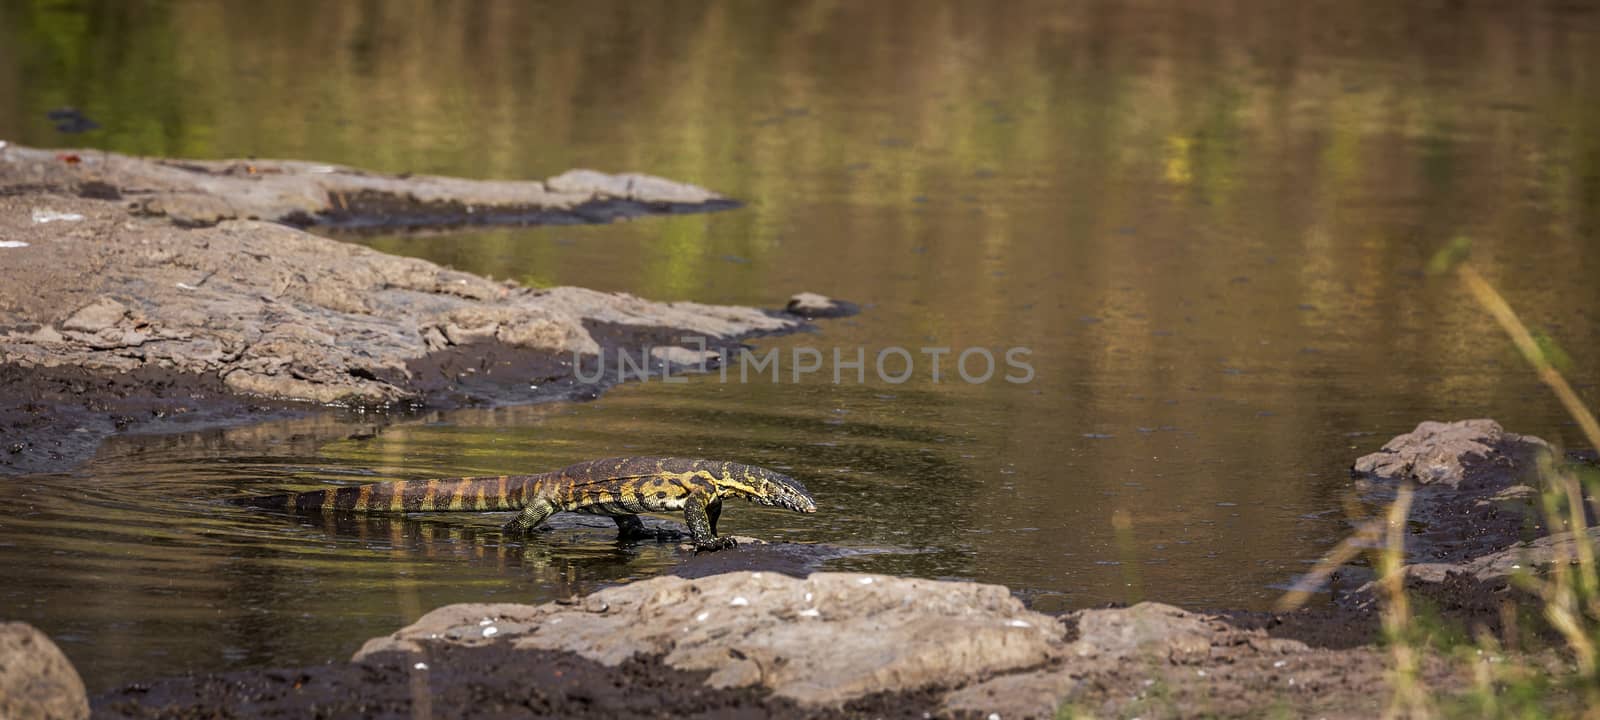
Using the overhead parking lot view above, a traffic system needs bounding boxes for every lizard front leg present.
[685,493,735,552]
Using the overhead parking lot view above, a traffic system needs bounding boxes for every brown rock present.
[1069,602,1238,663]
[0,200,795,408]
[59,297,128,333]
[1351,419,1551,489]
[137,192,238,227]
[355,572,1064,706]
[0,622,89,720]
[784,292,859,319]
[544,169,721,205]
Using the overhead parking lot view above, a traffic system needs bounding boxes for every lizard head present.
[715,462,816,513]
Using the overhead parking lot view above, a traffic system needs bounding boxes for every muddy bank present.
[1231,419,1577,650]
[86,420,1596,718]
[94,642,936,720]
[0,144,845,474]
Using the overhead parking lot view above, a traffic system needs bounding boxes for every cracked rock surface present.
[0,145,807,473]
[348,573,1470,719]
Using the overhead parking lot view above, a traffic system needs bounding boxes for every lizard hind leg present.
[502,500,555,536]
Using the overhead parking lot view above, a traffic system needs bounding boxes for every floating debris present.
[729,596,750,607]
[47,107,100,134]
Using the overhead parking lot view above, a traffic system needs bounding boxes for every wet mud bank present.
[84,420,1598,718]
[0,144,850,474]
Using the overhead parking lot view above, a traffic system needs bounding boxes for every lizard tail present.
[236,475,531,514]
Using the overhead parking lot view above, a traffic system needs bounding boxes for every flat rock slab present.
[0,145,821,473]
[355,571,1064,707]
[2,145,735,230]
[343,572,1464,718]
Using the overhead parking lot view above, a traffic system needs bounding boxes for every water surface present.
[3,0,1600,690]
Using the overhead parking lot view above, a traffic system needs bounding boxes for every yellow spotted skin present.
[238,457,816,552]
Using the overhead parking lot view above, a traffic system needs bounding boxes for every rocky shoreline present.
[0,144,845,474]
[1,147,1592,718]
[46,419,1591,719]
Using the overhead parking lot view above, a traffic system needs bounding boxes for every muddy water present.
[4,0,1600,690]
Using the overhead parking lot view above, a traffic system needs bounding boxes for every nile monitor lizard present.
[236,457,815,552]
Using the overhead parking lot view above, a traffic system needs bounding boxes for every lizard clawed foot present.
[692,536,738,553]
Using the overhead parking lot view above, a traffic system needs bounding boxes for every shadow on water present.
[2,0,1600,690]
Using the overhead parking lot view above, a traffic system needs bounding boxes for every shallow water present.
[3,0,1600,690]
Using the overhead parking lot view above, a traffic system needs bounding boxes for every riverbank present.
[77,419,1593,719]
[0,144,841,474]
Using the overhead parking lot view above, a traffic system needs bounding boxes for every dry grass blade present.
[1273,518,1383,612]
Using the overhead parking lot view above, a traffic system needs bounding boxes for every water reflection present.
[1,0,1599,691]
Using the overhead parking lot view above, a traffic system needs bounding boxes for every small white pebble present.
[799,608,820,618]
[31,209,85,224]
[479,618,493,626]
[804,592,814,602]
[730,596,750,607]
[1006,619,1032,628]
[308,165,337,174]
[858,577,874,585]
[988,714,1001,720]
[413,662,428,671]
[1142,679,1155,687]
[1196,669,1208,677]
[481,626,498,637]
[0,241,28,249]
[696,611,710,622]
[175,282,197,290]
[1273,660,1287,668]
[752,572,763,579]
